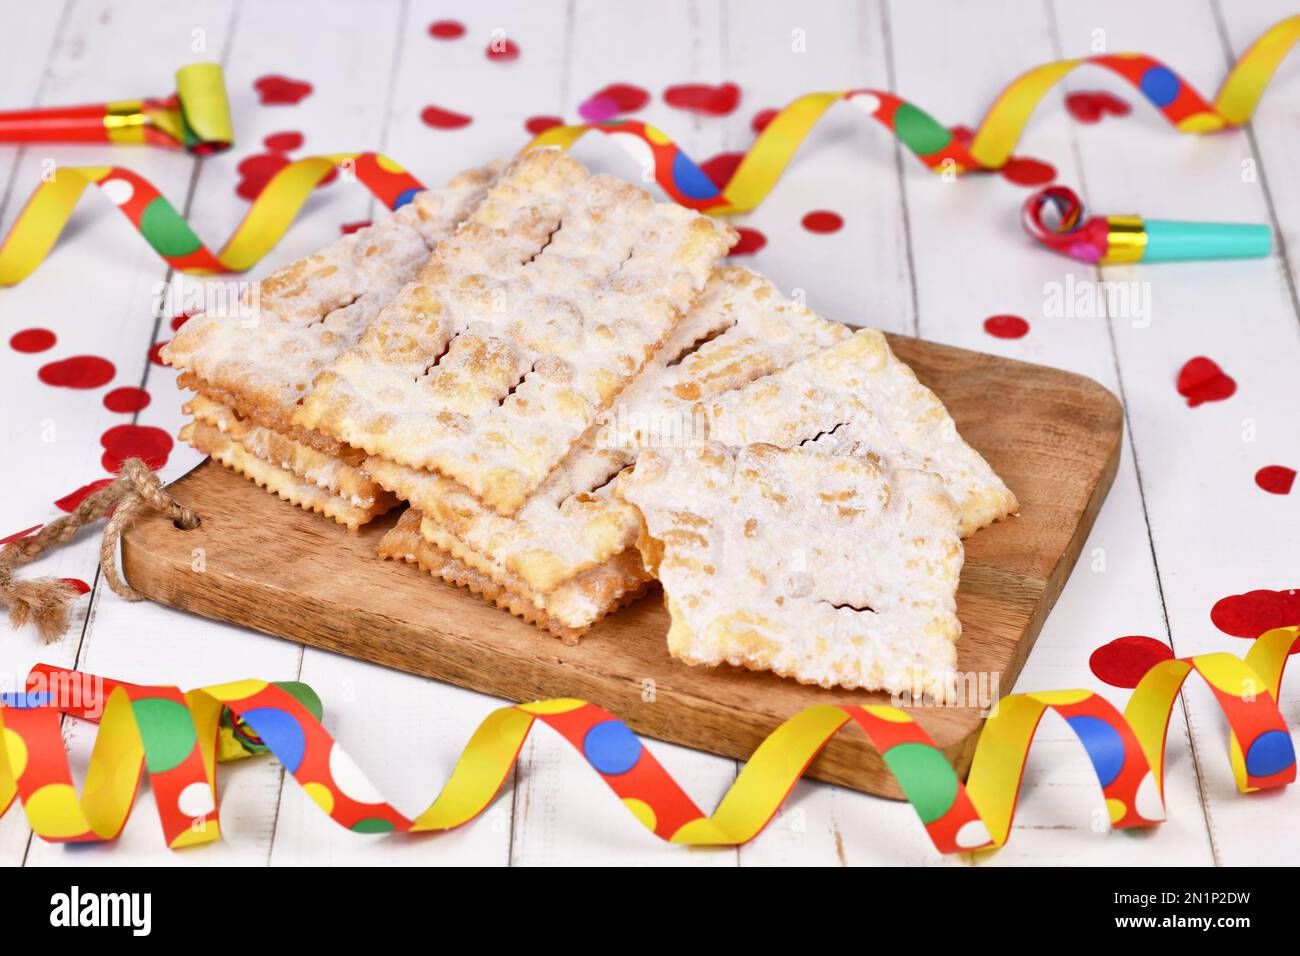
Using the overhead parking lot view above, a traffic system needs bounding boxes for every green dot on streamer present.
[351,817,396,834]
[882,742,958,824]
[139,197,202,257]
[131,697,198,773]
[892,103,953,156]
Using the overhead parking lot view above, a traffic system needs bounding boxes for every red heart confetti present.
[983,314,1030,339]
[170,313,194,332]
[1065,90,1131,124]
[525,115,563,135]
[486,37,520,62]
[700,152,745,189]
[729,227,766,256]
[1089,635,1175,688]
[801,210,844,234]
[664,81,740,116]
[1176,356,1236,407]
[10,328,56,353]
[1212,588,1300,644]
[38,355,115,389]
[421,105,473,129]
[103,386,151,414]
[999,156,1056,187]
[751,107,778,134]
[101,424,172,474]
[1255,465,1296,495]
[235,151,291,201]
[428,19,465,40]
[2,525,42,545]
[254,75,314,106]
[340,220,372,235]
[148,342,168,366]
[60,578,90,595]
[54,478,114,513]
[578,83,650,121]
[263,130,304,152]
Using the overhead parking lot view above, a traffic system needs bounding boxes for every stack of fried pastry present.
[165,148,1018,695]
[163,162,502,529]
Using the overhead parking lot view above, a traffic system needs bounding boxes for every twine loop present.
[0,458,198,642]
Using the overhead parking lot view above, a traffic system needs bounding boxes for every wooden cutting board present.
[121,334,1122,799]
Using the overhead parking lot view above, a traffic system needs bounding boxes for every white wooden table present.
[1,0,1297,866]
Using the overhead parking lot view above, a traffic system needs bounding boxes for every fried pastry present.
[618,442,965,697]
[295,148,737,515]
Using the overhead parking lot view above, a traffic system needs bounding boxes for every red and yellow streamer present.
[2,627,1295,853]
[0,16,1296,286]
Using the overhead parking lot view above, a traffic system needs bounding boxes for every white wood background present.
[1,0,1297,866]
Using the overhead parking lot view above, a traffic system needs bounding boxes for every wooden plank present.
[1051,0,1300,867]
[877,0,1213,864]
[121,334,1122,804]
[506,0,743,868]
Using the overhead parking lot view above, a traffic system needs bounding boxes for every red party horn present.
[0,63,231,155]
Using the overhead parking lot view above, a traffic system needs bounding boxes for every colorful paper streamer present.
[1,627,1295,852]
[0,63,232,155]
[0,16,1296,286]
[0,153,424,286]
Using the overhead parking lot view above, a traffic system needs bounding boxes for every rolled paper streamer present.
[0,63,231,154]
[0,627,1295,852]
[1022,186,1271,264]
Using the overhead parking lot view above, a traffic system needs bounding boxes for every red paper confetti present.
[663,81,740,116]
[38,355,115,389]
[578,83,650,121]
[801,210,844,234]
[100,424,172,473]
[999,156,1056,186]
[983,314,1030,339]
[1176,356,1236,407]
[263,130,304,152]
[1065,90,1131,124]
[60,578,90,595]
[340,220,372,235]
[236,152,291,202]
[254,75,314,106]
[1255,465,1296,495]
[1089,635,1175,688]
[486,37,520,62]
[751,107,778,134]
[700,152,744,189]
[420,105,473,129]
[729,227,766,256]
[1,525,42,546]
[10,328,56,353]
[54,478,113,513]
[1212,588,1300,643]
[103,386,151,414]
[525,115,563,135]
[428,19,466,40]
[148,342,168,366]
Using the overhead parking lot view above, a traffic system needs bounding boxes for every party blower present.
[0,63,231,154]
[1022,185,1272,264]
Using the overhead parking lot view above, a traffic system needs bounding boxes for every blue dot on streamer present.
[1139,66,1180,107]
[1245,730,1296,777]
[0,691,49,709]
[1066,715,1126,788]
[240,707,306,773]
[583,720,643,776]
[671,152,720,201]
[391,187,420,211]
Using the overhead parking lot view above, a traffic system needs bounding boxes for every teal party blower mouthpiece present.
[1022,186,1272,264]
